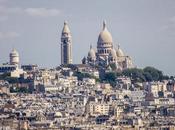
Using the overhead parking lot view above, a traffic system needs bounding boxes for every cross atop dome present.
[103,20,107,30]
[64,20,68,25]
[118,44,120,49]
[90,44,92,49]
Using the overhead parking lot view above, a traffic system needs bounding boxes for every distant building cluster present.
[0,64,175,129]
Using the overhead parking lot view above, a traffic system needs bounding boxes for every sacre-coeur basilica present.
[61,20,134,71]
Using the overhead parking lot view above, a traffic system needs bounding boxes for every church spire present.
[62,20,70,33]
[61,20,72,65]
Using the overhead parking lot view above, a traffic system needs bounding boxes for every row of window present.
[0,67,16,72]
[98,49,110,54]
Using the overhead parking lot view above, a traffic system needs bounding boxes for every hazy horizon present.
[0,0,175,75]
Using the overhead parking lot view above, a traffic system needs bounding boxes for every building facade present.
[0,49,19,74]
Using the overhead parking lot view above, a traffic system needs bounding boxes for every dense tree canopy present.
[122,68,145,82]
[0,73,19,83]
[143,67,163,81]
[103,66,170,86]
[121,66,169,82]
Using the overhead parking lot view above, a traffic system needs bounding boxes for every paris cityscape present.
[0,0,175,130]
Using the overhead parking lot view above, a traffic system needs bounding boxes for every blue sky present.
[0,0,175,75]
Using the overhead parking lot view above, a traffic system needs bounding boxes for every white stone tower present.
[9,48,19,67]
[61,21,72,65]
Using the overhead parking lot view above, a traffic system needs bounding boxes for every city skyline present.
[0,0,175,75]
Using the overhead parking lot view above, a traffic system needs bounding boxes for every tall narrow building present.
[61,21,72,65]
[9,48,19,67]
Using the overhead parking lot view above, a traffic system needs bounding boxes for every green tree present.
[121,66,169,82]
[122,68,145,82]
[0,73,10,79]
[109,63,117,70]
[143,72,153,82]
[143,66,163,81]
[104,72,117,87]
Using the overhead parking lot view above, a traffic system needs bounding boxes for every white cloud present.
[0,6,61,21]
[25,8,61,17]
[0,32,20,39]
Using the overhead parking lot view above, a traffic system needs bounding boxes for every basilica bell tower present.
[61,21,72,65]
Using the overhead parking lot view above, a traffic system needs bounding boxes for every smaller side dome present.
[88,45,96,59]
[116,45,124,57]
[109,48,117,59]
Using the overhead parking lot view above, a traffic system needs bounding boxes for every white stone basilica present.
[83,21,134,71]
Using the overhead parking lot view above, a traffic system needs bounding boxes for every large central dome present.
[97,21,113,44]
